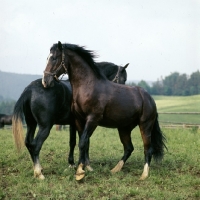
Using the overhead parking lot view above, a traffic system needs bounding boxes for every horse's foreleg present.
[76,129,93,172]
[111,128,134,173]
[76,119,97,181]
[68,124,76,168]
[33,158,45,180]
[85,139,93,172]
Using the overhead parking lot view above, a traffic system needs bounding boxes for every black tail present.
[151,114,167,161]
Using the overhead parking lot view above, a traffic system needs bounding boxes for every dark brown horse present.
[0,114,12,129]
[42,42,167,181]
[12,62,128,180]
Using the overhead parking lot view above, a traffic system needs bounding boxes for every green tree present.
[127,81,137,86]
[137,80,151,93]
[174,73,188,95]
[151,79,163,95]
[162,72,179,95]
[188,70,200,95]
[0,100,16,115]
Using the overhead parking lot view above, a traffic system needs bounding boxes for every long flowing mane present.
[53,43,104,79]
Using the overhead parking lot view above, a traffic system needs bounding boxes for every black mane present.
[53,43,104,79]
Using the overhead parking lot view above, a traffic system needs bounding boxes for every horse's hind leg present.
[26,127,45,179]
[25,123,37,162]
[111,127,134,173]
[139,122,154,180]
[32,126,52,180]
[24,120,45,179]
[25,118,52,180]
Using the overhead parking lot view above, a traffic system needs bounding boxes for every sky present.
[0,0,199,82]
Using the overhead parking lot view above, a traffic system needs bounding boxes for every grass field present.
[153,95,200,125]
[1,126,200,200]
[1,95,200,199]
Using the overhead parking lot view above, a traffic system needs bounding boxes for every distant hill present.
[0,70,151,101]
[0,71,41,100]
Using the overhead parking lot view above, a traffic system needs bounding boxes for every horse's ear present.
[58,41,63,51]
[124,63,129,69]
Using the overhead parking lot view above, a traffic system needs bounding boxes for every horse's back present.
[14,78,73,125]
[31,79,73,125]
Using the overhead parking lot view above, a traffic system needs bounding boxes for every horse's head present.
[42,41,68,88]
[113,63,129,84]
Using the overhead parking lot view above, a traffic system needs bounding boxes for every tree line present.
[128,70,200,96]
[0,98,16,115]
[0,70,199,115]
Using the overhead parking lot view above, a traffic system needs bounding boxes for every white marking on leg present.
[34,163,45,180]
[111,160,124,173]
[76,163,85,181]
[139,163,149,180]
[86,165,93,171]
[69,164,76,169]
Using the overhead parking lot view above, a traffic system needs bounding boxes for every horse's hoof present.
[38,174,45,180]
[75,172,85,181]
[34,172,45,180]
[86,165,93,171]
[69,164,76,169]
[139,163,149,180]
[111,160,124,173]
[139,175,148,180]
[76,163,85,181]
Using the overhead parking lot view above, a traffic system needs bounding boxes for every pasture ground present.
[153,95,200,125]
[0,126,200,200]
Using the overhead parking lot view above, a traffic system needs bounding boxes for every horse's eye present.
[52,57,57,61]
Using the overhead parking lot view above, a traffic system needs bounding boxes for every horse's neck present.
[68,54,97,89]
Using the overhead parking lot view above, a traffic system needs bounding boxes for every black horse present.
[42,41,167,181]
[0,114,12,128]
[12,62,128,179]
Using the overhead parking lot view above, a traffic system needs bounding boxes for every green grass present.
[1,126,200,200]
[153,95,200,125]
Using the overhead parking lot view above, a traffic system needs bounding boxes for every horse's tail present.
[12,92,26,153]
[151,113,167,161]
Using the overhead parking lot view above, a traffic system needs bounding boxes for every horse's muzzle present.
[42,75,55,88]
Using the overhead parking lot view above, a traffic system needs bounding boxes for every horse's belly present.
[98,115,138,128]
